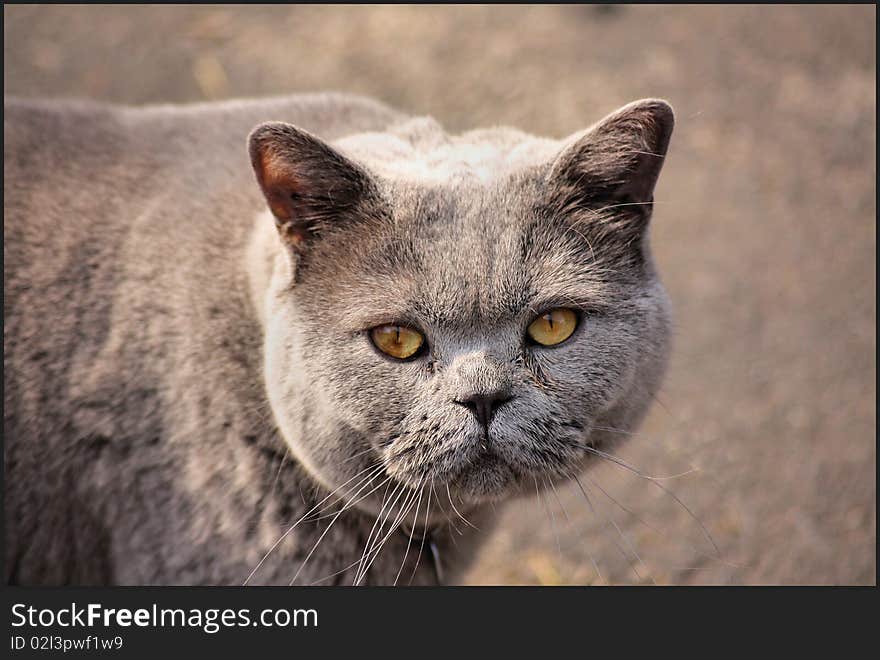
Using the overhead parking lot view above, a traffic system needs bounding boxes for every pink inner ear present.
[254,147,309,248]
[257,148,298,222]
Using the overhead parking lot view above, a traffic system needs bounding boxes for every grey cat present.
[4,93,673,585]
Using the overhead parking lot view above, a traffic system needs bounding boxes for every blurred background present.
[4,4,875,585]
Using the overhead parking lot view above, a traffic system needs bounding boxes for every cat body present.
[4,93,673,585]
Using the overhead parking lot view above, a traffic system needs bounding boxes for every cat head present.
[248,99,674,515]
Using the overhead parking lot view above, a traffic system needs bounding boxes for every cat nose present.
[454,392,513,430]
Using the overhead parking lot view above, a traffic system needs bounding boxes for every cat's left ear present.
[547,99,674,222]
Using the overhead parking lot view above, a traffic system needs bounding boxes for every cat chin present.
[383,452,519,505]
[443,449,581,505]
[447,454,519,504]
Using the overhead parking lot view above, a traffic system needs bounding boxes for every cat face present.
[251,100,674,512]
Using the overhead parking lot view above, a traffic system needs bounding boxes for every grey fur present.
[4,93,673,585]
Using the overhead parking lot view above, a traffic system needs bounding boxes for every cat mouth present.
[383,425,590,503]
[446,447,519,501]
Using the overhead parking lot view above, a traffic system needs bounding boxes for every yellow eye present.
[370,324,425,360]
[527,308,579,346]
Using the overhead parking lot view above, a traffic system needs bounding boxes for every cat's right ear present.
[248,122,376,252]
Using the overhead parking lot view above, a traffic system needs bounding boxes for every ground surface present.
[4,4,875,584]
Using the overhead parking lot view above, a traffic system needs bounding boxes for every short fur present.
[4,93,673,585]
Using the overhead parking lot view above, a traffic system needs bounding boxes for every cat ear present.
[248,122,376,251]
[547,99,674,223]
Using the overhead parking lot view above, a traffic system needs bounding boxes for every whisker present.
[547,479,571,524]
[570,473,639,583]
[592,199,658,214]
[309,481,411,586]
[578,440,685,480]
[432,480,462,538]
[581,433,701,481]
[306,472,399,524]
[356,480,415,584]
[394,480,425,585]
[288,470,391,585]
[354,480,400,585]
[310,481,430,586]
[407,479,434,585]
[445,482,479,530]
[587,473,741,571]
[357,482,421,585]
[309,560,360,585]
[563,225,597,263]
[564,473,605,585]
[309,484,405,587]
[577,443,721,557]
[342,444,378,465]
[536,477,564,570]
[270,448,290,495]
[578,473,654,585]
[243,462,383,585]
[590,423,705,477]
